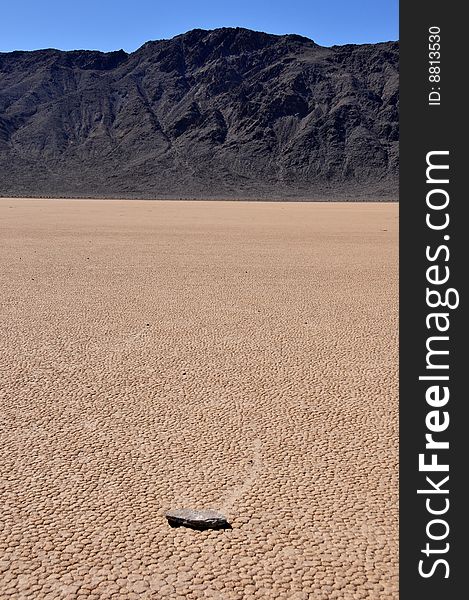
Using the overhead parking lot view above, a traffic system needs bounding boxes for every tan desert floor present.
[0,199,398,600]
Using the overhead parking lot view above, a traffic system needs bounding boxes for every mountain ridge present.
[0,28,399,200]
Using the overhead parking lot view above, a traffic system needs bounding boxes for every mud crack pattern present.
[0,200,398,599]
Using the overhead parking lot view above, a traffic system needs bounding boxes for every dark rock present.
[165,508,231,530]
[0,28,398,200]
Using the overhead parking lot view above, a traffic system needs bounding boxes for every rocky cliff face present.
[0,28,398,199]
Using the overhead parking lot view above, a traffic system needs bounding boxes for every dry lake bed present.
[0,199,398,599]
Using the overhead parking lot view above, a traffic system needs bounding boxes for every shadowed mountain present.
[0,28,398,199]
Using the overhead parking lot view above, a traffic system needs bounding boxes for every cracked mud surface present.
[0,200,398,599]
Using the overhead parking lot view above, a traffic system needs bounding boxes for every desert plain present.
[0,199,398,599]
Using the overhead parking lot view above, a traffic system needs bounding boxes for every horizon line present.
[1,26,399,55]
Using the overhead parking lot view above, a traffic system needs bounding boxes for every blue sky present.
[2,0,398,53]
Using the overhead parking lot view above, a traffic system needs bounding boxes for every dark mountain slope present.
[0,28,398,199]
